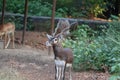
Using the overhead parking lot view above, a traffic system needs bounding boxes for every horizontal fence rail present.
[0,12,109,32]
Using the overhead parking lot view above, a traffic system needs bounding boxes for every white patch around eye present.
[54,40,58,44]
[53,38,58,43]
[46,41,52,46]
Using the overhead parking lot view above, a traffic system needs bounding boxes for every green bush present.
[0,0,109,18]
[109,75,120,80]
[109,15,120,21]
[63,22,120,72]
[0,0,67,17]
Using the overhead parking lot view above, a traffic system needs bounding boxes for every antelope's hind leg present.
[69,65,72,80]
[5,34,11,49]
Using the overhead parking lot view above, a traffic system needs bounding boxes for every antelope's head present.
[46,20,70,46]
[46,34,58,46]
[46,33,63,55]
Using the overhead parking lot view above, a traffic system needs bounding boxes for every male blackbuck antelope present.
[46,29,74,80]
[0,22,15,49]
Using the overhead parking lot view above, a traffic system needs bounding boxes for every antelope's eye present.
[54,38,57,41]
[53,38,58,43]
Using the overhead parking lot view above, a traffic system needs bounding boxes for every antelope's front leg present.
[62,62,66,80]
[55,64,57,80]
[4,33,7,49]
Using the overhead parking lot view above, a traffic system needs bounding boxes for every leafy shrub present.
[63,22,120,73]
[5,0,25,14]
[28,1,52,16]
[0,0,67,17]
[0,0,108,18]
[85,0,106,18]
[109,75,120,80]
[109,15,120,21]
[107,21,120,80]
[111,63,120,74]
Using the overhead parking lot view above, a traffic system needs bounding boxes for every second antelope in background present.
[0,22,15,49]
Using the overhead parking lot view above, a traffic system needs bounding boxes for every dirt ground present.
[0,31,110,80]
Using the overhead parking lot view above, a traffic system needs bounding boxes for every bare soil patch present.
[15,31,47,50]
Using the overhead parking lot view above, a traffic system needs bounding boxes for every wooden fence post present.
[51,0,56,34]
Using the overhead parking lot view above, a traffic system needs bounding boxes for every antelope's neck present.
[0,25,3,31]
[0,25,4,36]
[52,44,62,59]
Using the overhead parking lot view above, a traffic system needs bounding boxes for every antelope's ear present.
[46,34,52,39]
[46,41,52,46]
